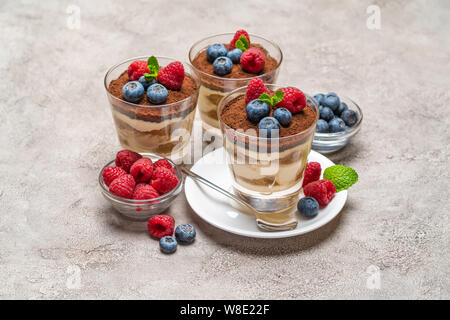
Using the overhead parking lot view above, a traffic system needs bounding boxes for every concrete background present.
[1,0,449,299]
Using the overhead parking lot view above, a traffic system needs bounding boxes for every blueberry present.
[328,117,346,132]
[122,81,145,103]
[341,109,358,127]
[175,224,196,244]
[273,108,292,127]
[159,236,177,254]
[206,43,228,62]
[147,83,168,104]
[213,56,233,76]
[322,92,340,112]
[246,99,270,124]
[313,93,325,105]
[226,48,242,64]
[297,197,319,218]
[138,76,156,90]
[335,102,348,116]
[258,117,281,138]
[320,106,334,121]
[315,119,329,133]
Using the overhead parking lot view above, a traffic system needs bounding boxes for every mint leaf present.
[257,90,285,107]
[323,165,358,192]
[235,35,249,51]
[272,90,284,105]
[258,92,272,104]
[145,56,159,81]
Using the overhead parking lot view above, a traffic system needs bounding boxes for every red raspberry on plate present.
[302,162,322,188]
[303,179,336,207]
[102,166,126,187]
[115,150,142,173]
[240,47,265,74]
[109,174,136,199]
[151,167,179,195]
[229,29,250,50]
[130,158,153,183]
[157,61,184,90]
[245,78,270,104]
[127,60,149,81]
[153,158,175,174]
[277,87,307,114]
[147,215,175,239]
[132,183,160,200]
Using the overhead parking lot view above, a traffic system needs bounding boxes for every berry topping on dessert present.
[132,183,160,200]
[229,29,250,50]
[227,48,243,64]
[240,47,266,73]
[102,166,126,187]
[127,60,149,81]
[151,167,179,195]
[245,78,270,104]
[147,83,168,104]
[153,159,176,174]
[175,224,196,244]
[157,61,185,90]
[138,76,155,89]
[213,56,233,76]
[303,179,336,207]
[258,116,281,138]
[148,215,175,239]
[206,43,228,62]
[122,81,145,103]
[273,107,292,127]
[277,87,307,114]
[302,162,322,187]
[297,197,319,218]
[160,236,177,253]
[130,158,154,183]
[115,150,142,172]
[246,99,270,124]
[109,174,136,199]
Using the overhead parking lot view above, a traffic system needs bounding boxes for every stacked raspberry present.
[102,149,179,200]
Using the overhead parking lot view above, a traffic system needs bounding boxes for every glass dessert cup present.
[104,56,200,160]
[218,85,319,212]
[189,33,283,132]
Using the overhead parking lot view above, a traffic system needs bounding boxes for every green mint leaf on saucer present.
[272,90,284,105]
[235,35,249,51]
[323,165,358,192]
[145,56,159,81]
[258,90,284,107]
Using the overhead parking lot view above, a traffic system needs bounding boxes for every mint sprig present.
[323,165,358,192]
[258,90,284,107]
[235,35,249,52]
[143,56,159,81]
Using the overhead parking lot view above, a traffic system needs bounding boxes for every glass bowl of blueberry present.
[312,92,362,153]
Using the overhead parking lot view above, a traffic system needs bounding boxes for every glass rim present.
[218,84,319,141]
[188,32,283,82]
[103,55,200,110]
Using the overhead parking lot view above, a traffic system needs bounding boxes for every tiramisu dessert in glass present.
[189,30,282,132]
[104,56,200,159]
[218,80,319,212]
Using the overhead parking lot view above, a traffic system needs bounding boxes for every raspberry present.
[150,167,179,195]
[240,47,265,74]
[109,174,136,199]
[102,166,126,187]
[303,179,336,207]
[245,78,270,104]
[130,158,153,183]
[127,61,149,81]
[132,183,160,200]
[147,215,175,239]
[277,87,307,114]
[157,61,184,90]
[302,162,322,188]
[229,29,250,50]
[153,158,175,174]
[115,150,142,173]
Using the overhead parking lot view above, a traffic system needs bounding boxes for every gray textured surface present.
[1,0,449,300]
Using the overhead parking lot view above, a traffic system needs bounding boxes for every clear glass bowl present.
[312,97,363,153]
[104,56,200,160]
[98,153,183,221]
[218,84,319,212]
[189,33,283,130]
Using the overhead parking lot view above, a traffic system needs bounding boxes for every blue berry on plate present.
[320,106,334,121]
[322,92,340,111]
[159,236,177,254]
[328,117,346,132]
[122,81,145,103]
[297,197,319,218]
[313,93,324,105]
[246,99,270,124]
[316,119,329,133]
[273,107,292,127]
[138,76,156,90]
[227,48,242,64]
[147,83,168,104]
[341,109,358,127]
[213,56,233,76]
[175,224,196,244]
[206,43,228,62]
[335,102,348,116]
[258,117,281,138]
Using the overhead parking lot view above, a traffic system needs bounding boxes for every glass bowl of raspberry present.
[98,152,183,221]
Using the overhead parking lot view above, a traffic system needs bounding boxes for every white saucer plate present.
[184,148,347,239]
